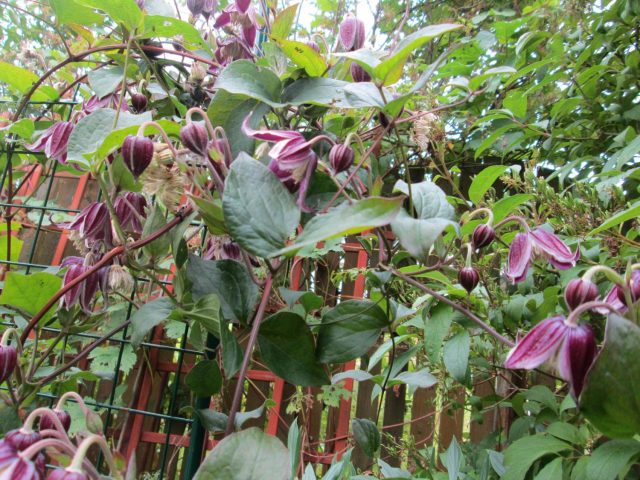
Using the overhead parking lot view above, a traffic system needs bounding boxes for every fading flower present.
[25,122,74,164]
[107,265,135,294]
[504,315,597,397]
[141,163,185,208]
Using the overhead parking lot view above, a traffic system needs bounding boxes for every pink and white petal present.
[241,115,301,142]
[504,316,569,370]
[531,228,579,265]
[505,232,533,283]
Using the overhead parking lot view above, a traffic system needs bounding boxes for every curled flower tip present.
[530,228,580,269]
[458,267,480,293]
[339,14,366,51]
[505,232,532,283]
[564,278,598,311]
[504,316,569,370]
[180,122,210,158]
[350,63,371,82]
[558,323,596,398]
[39,409,71,433]
[130,93,148,113]
[25,121,74,164]
[122,135,154,178]
[329,144,355,173]
[472,223,495,249]
[0,345,17,384]
[47,468,89,480]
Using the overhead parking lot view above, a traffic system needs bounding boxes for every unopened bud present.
[85,409,103,435]
[180,122,210,157]
[350,63,371,82]
[39,409,72,432]
[564,278,598,310]
[130,93,148,113]
[329,144,355,173]
[472,224,495,249]
[458,267,480,293]
[122,135,154,178]
[5,429,41,451]
[339,15,365,51]
[0,345,17,384]
[306,40,321,53]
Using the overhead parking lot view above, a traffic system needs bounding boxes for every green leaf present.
[316,300,388,364]
[423,303,454,363]
[504,91,527,118]
[220,317,243,378]
[130,297,175,348]
[88,66,124,98]
[375,23,463,85]
[391,180,458,260]
[141,204,171,258]
[258,312,329,386]
[586,439,640,480]
[277,39,327,76]
[0,272,62,321]
[215,60,284,108]
[186,255,258,325]
[589,201,640,235]
[185,359,222,397]
[66,108,152,166]
[196,409,228,432]
[288,418,302,480]
[443,331,470,383]
[502,434,572,480]
[352,418,380,458]
[392,369,437,389]
[50,0,104,24]
[0,235,23,263]
[283,78,385,108]
[603,135,640,171]
[534,457,563,480]
[191,197,227,235]
[223,154,300,258]
[75,0,142,31]
[468,165,510,204]
[207,90,270,158]
[271,4,299,39]
[89,345,137,376]
[142,15,208,50]
[492,193,534,221]
[272,196,403,257]
[444,437,463,480]
[0,61,57,102]
[580,314,640,438]
[194,428,289,480]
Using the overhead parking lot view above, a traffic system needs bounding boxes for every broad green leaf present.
[316,300,388,364]
[444,437,463,480]
[502,434,572,480]
[443,331,470,383]
[352,418,380,458]
[392,369,437,389]
[272,196,403,257]
[278,288,323,312]
[142,15,208,50]
[66,108,152,166]
[186,255,258,325]
[194,428,289,479]
[270,3,299,40]
[391,180,457,260]
[288,418,302,480]
[0,235,23,263]
[277,39,327,76]
[283,78,386,108]
[75,0,142,31]
[197,409,228,432]
[215,60,284,108]
[0,61,57,102]
[88,66,124,98]
[207,90,270,158]
[603,135,640,171]
[580,314,640,438]
[223,154,300,257]
[534,457,563,480]
[130,297,175,348]
[141,204,171,258]
[331,369,374,384]
[504,91,527,118]
[185,359,222,397]
[468,165,510,204]
[50,0,104,24]
[423,303,454,363]
[0,272,62,321]
[219,318,243,378]
[376,23,463,85]
[258,312,329,386]
[589,201,640,235]
[89,345,136,376]
[492,193,534,221]
[191,197,227,235]
[586,439,640,480]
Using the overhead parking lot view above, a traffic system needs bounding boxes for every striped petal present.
[505,316,569,370]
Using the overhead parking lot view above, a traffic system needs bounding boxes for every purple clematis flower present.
[62,202,112,248]
[81,93,128,116]
[242,116,317,211]
[25,122,74,164]
[505,315,597,397]
[113,192,147,234]
[0,345,17,384]
[505,228,579,283]
[60,256,109,312]
[339,14,366,51]
[600,270,640,313]
[214,1,258,48]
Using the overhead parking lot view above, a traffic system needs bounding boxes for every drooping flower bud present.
[4,429,41,451]
[187,0,206,16]
[130,93,148,113]
[0,345,17,384]
[113,192,147,234]
[47,468,89,480]
[558,323,596,397]
[350,63,371,82]
[122,135,154,178]
[306,40,321,53]
[85,409,103,434]
[472,224,495,249]
[329,144,355,173]
[39,409,71,432]
[339,14,365,51]
[458,267,480,293]
[564,278,598,310]
[180,122,210,157]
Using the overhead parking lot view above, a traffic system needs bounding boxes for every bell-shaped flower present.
[564,278,598,310]
[25,122,74,164]
[0,345,17,384]
[62,202,112,247]
[602,270,640,313]
[113,192,147,234]
[122,135,154,178]
[505,315,597,397]
[4,430,41,451]
[339,14,366,51]
[0,456,39,480]
[81,93,128,116]
[214,2,258,48]
[39,409,71,433]
[505,228,579,283]
[242,116,317,211]
[60,256,109,312]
